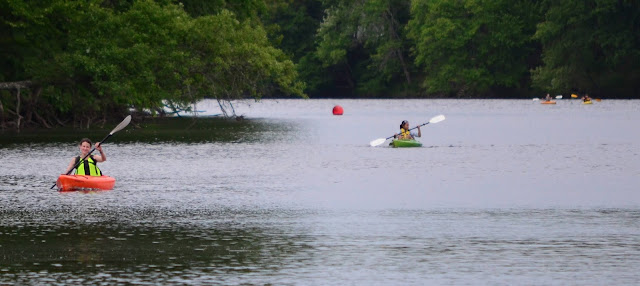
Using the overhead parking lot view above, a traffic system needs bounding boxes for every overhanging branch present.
[0,80,33,90]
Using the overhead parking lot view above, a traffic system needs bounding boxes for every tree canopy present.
[531,0,640,98]
[1,0,304,129]
[1,0,639,130]
[407,0,541,96]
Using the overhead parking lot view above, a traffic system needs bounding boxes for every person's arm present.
[93,143,106,162]
[416,126,421,138]
[64,157,76,174]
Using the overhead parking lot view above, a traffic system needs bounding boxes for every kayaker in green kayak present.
[395,120,421,140]
[64,138,106,176]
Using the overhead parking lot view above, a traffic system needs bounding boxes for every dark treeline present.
[1,0,639,130]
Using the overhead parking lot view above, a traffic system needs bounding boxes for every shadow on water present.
[1,225,265,269]
[0,206,314,284]
[0,116,297,146]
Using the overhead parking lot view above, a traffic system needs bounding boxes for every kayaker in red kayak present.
[64,138,106,176]
[395,120,421,140]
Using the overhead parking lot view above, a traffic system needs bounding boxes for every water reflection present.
[1,225,284,271]
[0,205,318,284]
[0,117,298,146]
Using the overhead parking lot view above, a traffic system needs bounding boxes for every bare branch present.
[0,81,33,90]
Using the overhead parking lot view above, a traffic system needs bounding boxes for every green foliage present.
[258,1,328,95]
[1,0,304,127]
[260,0,324,61]
[186,10,306,104]
[178,0,266,22]
[532,0,640,97]
[407,0,540,96]
[314,0,413,96]
[2,0,82,82]
[43,0,193,116]
[2,0,640,129]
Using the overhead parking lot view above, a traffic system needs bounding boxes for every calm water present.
[1,99,639,285]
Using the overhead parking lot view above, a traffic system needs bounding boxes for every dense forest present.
[1,0,639,129]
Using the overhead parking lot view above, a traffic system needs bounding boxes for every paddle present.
[534,95,562,101]
[50,115,132,189]
[369,114,445,147]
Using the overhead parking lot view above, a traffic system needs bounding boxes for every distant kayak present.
[541,101,556,105]
[583,101,593,104]
[56,175,115,192]
[391,139,422,148]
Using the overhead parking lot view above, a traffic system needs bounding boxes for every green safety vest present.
[74,155,102,176]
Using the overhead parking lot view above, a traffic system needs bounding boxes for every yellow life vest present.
[400,128,411,138]
[74,155,102,176]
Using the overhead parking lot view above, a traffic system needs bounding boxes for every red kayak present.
[56,175,116,192]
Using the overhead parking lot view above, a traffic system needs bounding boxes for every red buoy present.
[332,105,344,115]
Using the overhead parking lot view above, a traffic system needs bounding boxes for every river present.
[1,99,639,285]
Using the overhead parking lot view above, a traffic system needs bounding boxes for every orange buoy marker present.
[332,105,344,115]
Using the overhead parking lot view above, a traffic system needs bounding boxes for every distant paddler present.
[395,120,421,140]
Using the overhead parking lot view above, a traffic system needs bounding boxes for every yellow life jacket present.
[400,128,411,139]
[74,155,102,176]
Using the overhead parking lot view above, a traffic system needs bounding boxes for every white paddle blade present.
[110,115,132,135]
[533,98,540,101]
[369,138,387,147]
[555,95,563,99]
[429,114,446,124]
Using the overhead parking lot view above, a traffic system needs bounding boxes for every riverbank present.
[0,116,280,146]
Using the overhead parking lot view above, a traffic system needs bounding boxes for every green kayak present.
[391,139,423,148]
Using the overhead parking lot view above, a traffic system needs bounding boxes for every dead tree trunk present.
[0,80,34,131]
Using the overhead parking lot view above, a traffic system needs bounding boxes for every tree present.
[0,0,89,128]
[314,0,413,97]
[1,0,305,129]
[185,10,306,115]
[178,0,266,22]
[407,0,541,97]
[532,0,640,98]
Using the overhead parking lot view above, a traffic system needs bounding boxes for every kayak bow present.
[56,175,116,192]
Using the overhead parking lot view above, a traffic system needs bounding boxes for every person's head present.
[79,138,92,153]
[400,120,409,130]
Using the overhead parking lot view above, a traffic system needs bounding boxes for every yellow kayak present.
[583,101,593,105]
